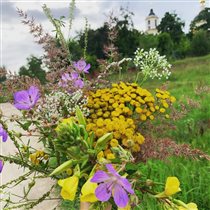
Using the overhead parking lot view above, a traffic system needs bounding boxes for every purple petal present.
[58,81,63,87]
[95,182,112,202]
[59,81,68,87]
[113,184,129,208]
[14,103,31,110]
[106,164,119,177]
[76,60,86,71]
[83,63,91,73]
[62,73,71,82]
[0,160,3,173]
[2,130,8,142]
[71,72,79,80]
[74,79,84,88]
[14,90,30,103]
[119,178,134,194]
[14,90,31,110]
[73,61,78,69]
[91,171,110,183]
[0,126,8,142]
[28,86,40,106]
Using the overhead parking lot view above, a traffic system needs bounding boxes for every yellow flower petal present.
[165,177,181,196]
[118,204,131,210]
[178,202,198,210]
[58,176,79,201]
[58,179,65,187]
[80,178,98,202]
[187,203,198,210]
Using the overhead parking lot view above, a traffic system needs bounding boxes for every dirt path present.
[0,103,59,210]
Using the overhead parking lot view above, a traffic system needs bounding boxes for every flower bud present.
[146,179,154,186]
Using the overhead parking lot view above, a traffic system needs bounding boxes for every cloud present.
[2,2,18,22]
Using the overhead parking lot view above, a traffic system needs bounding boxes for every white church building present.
[145,9,159,35]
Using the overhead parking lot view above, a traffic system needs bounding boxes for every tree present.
[138,34,158,51]
[78,25,109,59]
[174,36,191,58]
[191,30,210,56]
[68,39,83,61]
[190,8,210,33]
[157,33,174,58]
[78,7,141,59]
[114,7,140,57]
[157,12,185,43]
[19,56,46,84]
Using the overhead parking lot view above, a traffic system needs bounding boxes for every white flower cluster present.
[133,48,172,80]
[37,90,89,121]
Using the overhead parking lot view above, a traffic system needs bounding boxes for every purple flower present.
[70,72,79,80]
[0,160,3,173]
[0,125,8,142]
[74,78,84,88]
[91,164,134,208]
[14,86,40,110]
[61,73,71,82]
[58,81,68,88]
[73,60,90,73]
[59,72,84,89]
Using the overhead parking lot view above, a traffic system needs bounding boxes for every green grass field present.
[106,54,210,210]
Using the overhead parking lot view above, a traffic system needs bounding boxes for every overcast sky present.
[1,0,210,73]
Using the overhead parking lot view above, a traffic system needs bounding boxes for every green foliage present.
[157,12,185,43]
[19,56,46,84]
[116,28,139,57]
[157,32,173,57]
[78,7,140,59]
[114,8,139,57]
[138,34,158,51]
[190,7,210,32]
[173,36,191,59]
[79,25,108,59]
[68,39,83,60]
[135,158,210,210]
[85,54,98,73]
[191,30,210,56]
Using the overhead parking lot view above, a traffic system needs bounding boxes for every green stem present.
[119,67,122,81]
[0,171,32,189]
[4,185,55,210]
[0,155,49,175]
[0,119,24,162]
[135,71,141,83]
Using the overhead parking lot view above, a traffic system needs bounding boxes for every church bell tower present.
[145,9,159,35]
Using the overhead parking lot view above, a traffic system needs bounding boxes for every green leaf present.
[95,133,113,151]
[125,162,139,174]
[76,106,86,127]
[18,121,32,130]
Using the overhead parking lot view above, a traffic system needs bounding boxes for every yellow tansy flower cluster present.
[29,150,48,165]
[86,82,175,155]
[155,88,176,118]
[87,117,145,154]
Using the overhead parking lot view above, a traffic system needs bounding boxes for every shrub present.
[191,30,210,56]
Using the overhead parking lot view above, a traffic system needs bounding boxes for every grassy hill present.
[105,55,210,210]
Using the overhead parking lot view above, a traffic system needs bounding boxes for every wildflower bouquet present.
[0,2,198,210]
